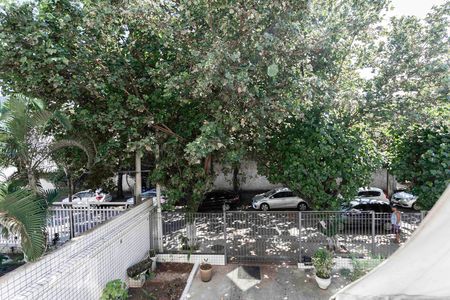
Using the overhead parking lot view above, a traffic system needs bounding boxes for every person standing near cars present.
[391,206,401,243]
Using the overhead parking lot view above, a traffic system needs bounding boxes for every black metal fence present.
[153,210,425,264]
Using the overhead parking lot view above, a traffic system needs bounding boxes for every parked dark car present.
[197,191,240,211]
[341,201,392,231]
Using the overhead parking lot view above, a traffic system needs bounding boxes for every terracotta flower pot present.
[200,263,212,282]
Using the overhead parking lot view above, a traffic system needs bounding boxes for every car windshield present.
[263,189,277,197]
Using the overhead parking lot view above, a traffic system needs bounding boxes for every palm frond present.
[40,188,65,206]
[50,139,96,168]
[53,111,73,131]
[0,183,48,261]
[29,110,53,134]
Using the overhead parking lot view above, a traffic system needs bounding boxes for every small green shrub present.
[350,256,383,281]
[100,279,128,300]
[339,268,351,278]
[312,248,334,279]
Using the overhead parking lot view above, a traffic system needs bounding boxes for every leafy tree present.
[257,110,383,209]
[0,0,166,189]
[153,0,388,208]
[361,2,449,134]
[0,0,389,210]
[159,0,388,160]
[390,122,449,210]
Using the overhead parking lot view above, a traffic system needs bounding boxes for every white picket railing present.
[0,202,131,250]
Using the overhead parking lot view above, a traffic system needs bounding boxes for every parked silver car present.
[252,188,309,211]
[391,190,419,210]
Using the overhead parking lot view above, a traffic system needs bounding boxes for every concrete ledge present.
[156,254,226,265]
[299,257,384,271]
[179,261,199,300]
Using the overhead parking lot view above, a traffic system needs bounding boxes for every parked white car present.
[355,187,388,203]
[391,190,419,210]
[61,189,112,206]
[252,188,309,211]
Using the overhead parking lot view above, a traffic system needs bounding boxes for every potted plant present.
[199,259,212,282]
[126,257,153,288]
[312,248,334,289]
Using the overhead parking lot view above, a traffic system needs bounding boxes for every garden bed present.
[128,262,193,300]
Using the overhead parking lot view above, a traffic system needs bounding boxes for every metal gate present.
[226,211,300,264]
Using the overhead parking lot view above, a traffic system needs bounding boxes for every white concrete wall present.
[213,160,281,191]
[369,168,397,195]
[214,162,397,194]
[0,202,153,300]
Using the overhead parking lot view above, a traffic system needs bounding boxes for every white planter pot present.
[150,257,157,272]
[315,275,331,289]
[128,273,146,288]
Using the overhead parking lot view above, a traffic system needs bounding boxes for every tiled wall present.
[0,202,153,300]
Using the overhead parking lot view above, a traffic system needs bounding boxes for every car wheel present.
[260,203,270,211]
[223,203,231,211]
[412,202,421,211]
[298,202,308,211]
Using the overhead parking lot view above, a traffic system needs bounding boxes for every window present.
[273,192,287,198]
[264,189,277,197]
[358,191,371,197]
[358,190,381,197]
[369,191,381,197]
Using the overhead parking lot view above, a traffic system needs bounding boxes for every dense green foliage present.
[0,0,448,212]
[258,110,383,209]
[363,3,449,127]
[390,123,450,210]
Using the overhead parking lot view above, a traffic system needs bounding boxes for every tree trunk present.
[135,150,142,205]
[232,164,240,193]
[27,168,38,193]
[117,172,124,199]
[67,174,75,239]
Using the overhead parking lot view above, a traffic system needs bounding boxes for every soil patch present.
[0,253,25,277]
[128,262,193,300]
[0,263,24,277]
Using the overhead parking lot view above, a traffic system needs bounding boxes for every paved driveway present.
[187,264,350,300]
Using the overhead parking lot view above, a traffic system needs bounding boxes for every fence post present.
[371,211,375,256]
[223,205,227,263]
[87,204,92,230]
[420,211,425,223]
[298,211,302,263]
[69,206,76,239]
